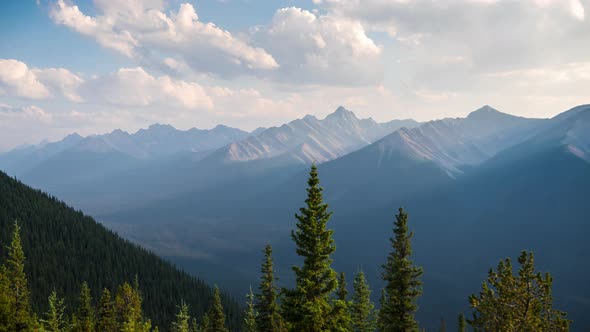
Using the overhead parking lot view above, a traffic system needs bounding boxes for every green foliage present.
[243,287,257,332]
[282,164,338,331]
[380,208,423,332]
[0,171,241,329]
[74,282,94,332]
[457,313,466,332]
[351,271,377,332]
[171,301,190,332]
[41,290,68,332]
[439,318,446,332]
[6,221,31,331]
[255,244,282,332]
[330,272,352,332]
[207,286,228,332]
[97,288,116,332]
[0,266,10,331]
[468,250,570,331]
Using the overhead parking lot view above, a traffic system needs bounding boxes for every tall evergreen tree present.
[0,266,10,331]
[255,244,281,332]
[207,286,228,332]
[331,272,352,332]
[380,208,423,332]
[377,289,386,332]
[97,288,116,332]
[243,287,258,332]
[439,317,446,332]
[282,164,338,331]
[468,250,570,331]
[351,271,377,332]
[201,313,210,332]
[115,282,152,331]
[76,282,95,332]
[41,290,67,332]
[457,313,466,332]
[171,300,190,332]
[6,221,31,332]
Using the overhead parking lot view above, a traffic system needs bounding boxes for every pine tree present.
[201,313,210,332]
[282,164,338,331]
[468,250,570,331]
[172,300,190,332]
[190,318,199,332]
[439,317,446,332]
[97,288,116,332]
[207,286,228,332]
[75,282,95,332]
[351,271,377,332]
[380,208,423,332]
[243,287,258,332]
[255,244,281,332]
[0,266,10,331]
[377,289,386,332]
[6,221,31,332]
[41,290,67,332]
[331,272,352,331]
[115,282,147,331]
[457,313,466,332]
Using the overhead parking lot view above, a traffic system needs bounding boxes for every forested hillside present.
[0,170,241,329]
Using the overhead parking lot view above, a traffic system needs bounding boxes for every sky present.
[0,0,589,151]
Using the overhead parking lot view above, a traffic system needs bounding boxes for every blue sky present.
[0,0,589,151]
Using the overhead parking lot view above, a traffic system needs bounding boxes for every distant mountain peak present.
[147,123,175,131]
[325,106,358,121]
[468,105,501,117]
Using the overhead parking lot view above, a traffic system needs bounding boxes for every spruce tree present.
[351,271,377,332]
[377,289,386,332]
[439,317,446,332]
[190,318,199,332]
[0,266,10,331]
[282,164,338,331]
[207,286,228,332]
[457,313,466,332]
[380,208,423,332]
[255,244,281,332]
[468,250,570,331]
[331,272,352,331]
[243,287,258,332]
[6,221,31,332]
[97,288,116,332]
[115,282,151,331]
[41,290,67,332]
[201,313,210,332]
[172,300,190,332]
[76,282,95,332]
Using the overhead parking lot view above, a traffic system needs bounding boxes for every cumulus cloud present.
[252,7,383,85]
[0,59,215,110]
[0,59,52,99]
[82,67,214,109]
[49,0,278,77]
[0,59,82,101]
[315,0,590,71]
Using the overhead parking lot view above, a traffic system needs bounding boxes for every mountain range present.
[1,104,589,330]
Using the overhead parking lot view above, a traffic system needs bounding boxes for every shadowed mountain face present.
[2,104,590,330]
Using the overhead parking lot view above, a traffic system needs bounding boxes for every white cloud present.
[316,0,590,72]
[0,59,51,99]
[82,67,214,109]
[50,0,278,77]
[0,59,82,101]
[253,7,383,85]
[33,68,84,102]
